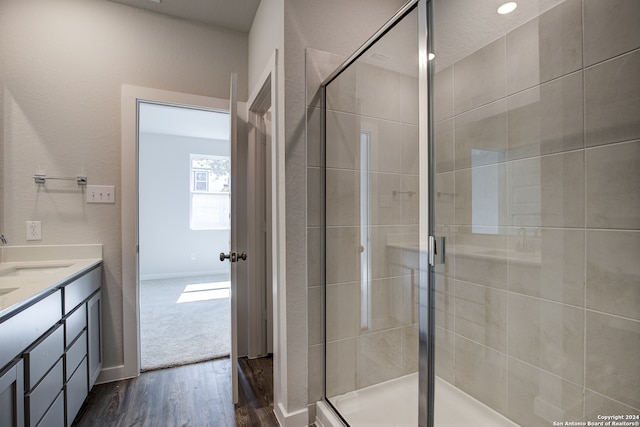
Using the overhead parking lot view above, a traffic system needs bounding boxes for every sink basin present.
[0,287,18,296]
[0,264,73,277]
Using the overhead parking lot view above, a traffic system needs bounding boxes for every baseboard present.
[274,402,309,427]
[94,365,138,385]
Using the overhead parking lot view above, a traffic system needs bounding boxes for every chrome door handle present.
[219,251,248,263]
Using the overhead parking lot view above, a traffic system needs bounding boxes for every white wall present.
[139,133,230,280]
[0,0,248,372]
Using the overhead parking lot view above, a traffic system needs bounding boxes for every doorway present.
[137,102,232,371]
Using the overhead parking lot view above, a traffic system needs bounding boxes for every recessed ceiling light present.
[428,53,435,61]
[497,2,517,14]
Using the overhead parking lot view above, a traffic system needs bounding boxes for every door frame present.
[119,85,242,380]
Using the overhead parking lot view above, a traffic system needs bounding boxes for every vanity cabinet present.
[0,359,24,427]
[61,265,101,427]
[0,263,102,427]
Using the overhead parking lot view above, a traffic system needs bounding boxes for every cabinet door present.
[87,292,102,389]
[0,359,25,427]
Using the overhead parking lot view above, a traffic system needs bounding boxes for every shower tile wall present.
[434,0,640,425]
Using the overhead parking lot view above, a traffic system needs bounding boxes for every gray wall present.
[139,133,230,280]
[0,0,248,371]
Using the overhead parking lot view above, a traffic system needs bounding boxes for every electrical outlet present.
[26,221,42,241]
[86,185,116,204]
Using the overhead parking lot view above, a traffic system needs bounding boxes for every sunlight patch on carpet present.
[176,281,230,303]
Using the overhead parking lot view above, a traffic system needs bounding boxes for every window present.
[190,154,230,230]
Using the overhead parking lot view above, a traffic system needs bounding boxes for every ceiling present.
[108,0,261,33]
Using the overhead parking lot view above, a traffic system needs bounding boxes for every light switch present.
[87,185,116,204]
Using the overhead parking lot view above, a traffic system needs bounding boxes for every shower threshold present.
[324,374,519,427]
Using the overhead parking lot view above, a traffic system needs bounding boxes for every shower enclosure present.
[321,0,640,426]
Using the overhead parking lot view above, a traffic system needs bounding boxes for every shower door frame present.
[319,1,437,426]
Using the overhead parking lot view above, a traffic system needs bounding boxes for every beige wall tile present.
[435,66,454,122]
[435,327,454,383]
[454,227,508,290]
[455,280,508,352]
[326,282,360,341]
[505,0,582,94]
[435,273,454,331]
[586,311,640,409]
[454,37,506,115]
[455,336,507,414]
[455,165,508,227]
[586,140,640,230]
[508,294,584,384]
[326,168,360,227]
[326,338,357,397]
[585,50,640,147]
[325,226,360,285]
[508,151,584,228]
[435,119,454,173]
[509,227,585,307]
[369,172,402,226]
[307,227,322,287]
[308,285,322,347]
[326,110,360,170]
[368,119,404,174]
[587,230,640,321]
[308,344,323,403]
[400,123,419,175]
[436,172,455,227]
[357,328,403,389]
[401,324,419,376]
[507,357,584,427]
[507,71,584,160]
[584,0,640,67]
[400,174,419,226]
[454,100,507,169]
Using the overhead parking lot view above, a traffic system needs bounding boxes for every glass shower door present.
[323,4,425,426]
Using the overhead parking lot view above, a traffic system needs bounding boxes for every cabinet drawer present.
[0,290,61,372]
[65,331,86,382]
[63,305,86,348]
[25,324,64,390]
[36,390,64,427]
[26,358,63,427]
[63,267,101,314]
[65,357,88,427]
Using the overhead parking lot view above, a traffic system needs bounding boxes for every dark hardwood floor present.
[72,356,279,427]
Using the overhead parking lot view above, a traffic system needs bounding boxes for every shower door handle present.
[428,236,446,266]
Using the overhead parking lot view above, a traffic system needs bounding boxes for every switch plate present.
[26,221,42,241]
[87,185,116,203]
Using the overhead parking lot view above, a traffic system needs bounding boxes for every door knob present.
[219,251,248,263]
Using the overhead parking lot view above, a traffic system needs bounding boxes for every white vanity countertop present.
[0,244,103,317]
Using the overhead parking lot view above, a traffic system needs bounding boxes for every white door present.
[220,73,242,404]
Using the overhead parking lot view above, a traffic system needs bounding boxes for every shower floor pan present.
[327,374,519,427]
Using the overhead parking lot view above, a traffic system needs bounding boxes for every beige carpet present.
[140,275,230,371]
